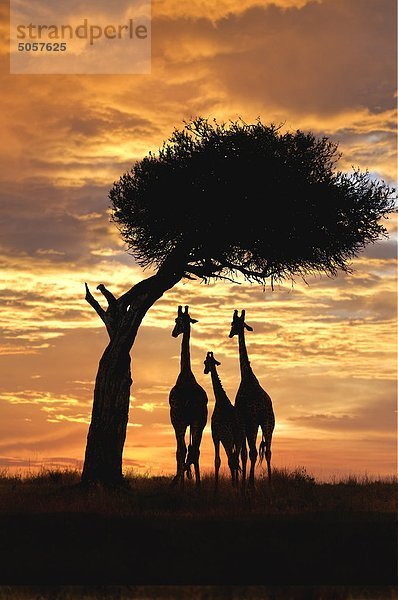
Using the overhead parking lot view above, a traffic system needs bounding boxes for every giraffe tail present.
[259,435,267,464]
[184,431,193,479]
[185,452,193,479]
[231,443,242,473]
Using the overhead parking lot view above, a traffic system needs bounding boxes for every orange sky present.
[0,0,396,480]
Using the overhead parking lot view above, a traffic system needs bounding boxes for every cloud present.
[153,0,396,115]
[155,0,319,21]
[1,0,395,192]
[288,394,397,435]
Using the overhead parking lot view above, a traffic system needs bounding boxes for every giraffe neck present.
[210,367,231,406]
[238,330,253,378]
[180,326,192,374]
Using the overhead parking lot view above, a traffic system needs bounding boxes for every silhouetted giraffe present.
[169,305,208,489]
[203,351,243,492]
[229,309,275,491]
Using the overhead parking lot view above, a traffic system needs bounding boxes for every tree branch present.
[184,259,279,283]
[118,246,186,308]
[96,283,118,308]
[85,283,106,320]
[84,283,114,337]
[183,263,238,283]
[221,260,280,282]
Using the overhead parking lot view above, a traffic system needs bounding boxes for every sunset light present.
[0,0,396,484]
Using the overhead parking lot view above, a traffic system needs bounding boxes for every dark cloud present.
[67,108,155,138]
[154,0,396,115]
[363,239,397,260]
[0,183,113,261]
[0,416,86,455]
[288,394,396,434]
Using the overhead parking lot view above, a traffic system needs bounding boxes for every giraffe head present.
[203,351,221,374]
[172,305,198,337]
[228,309,253,338]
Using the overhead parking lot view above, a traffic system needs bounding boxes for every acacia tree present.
[81,118,395,487]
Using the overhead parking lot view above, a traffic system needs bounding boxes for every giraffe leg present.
[241,438,247,493]
[259,427,273,485]
[213,438,221,494]
[223,434,237,486]
[190,425,204,489]
[247,429,258,491]
[232,433,243,489]
[232,448,240,489]
[226,446,236,486]
[171,427,187,488]
[260,435,274,500]
[266,445,272,484]
[261,435,272,484]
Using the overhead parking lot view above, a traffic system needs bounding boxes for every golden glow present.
[0,0,396,479]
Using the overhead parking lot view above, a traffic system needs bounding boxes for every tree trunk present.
[81,342,132,486]
[81,261,183,487]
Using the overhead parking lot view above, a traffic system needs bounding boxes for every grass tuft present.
[0,465,395,516]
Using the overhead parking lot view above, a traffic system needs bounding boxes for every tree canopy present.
[110,118,395,284]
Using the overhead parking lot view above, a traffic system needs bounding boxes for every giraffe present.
[229,309,275,491]
[169,305,208,489]
[203,351,243,492]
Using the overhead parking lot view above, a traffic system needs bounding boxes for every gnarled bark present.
[81,259,183,487]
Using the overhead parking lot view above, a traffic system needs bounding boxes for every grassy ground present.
[0,467,396,597]
[0,466,395,516]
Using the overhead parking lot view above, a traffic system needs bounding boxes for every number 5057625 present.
[17,42,67,51]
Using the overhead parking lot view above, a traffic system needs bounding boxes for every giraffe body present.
[230,309,275,490]
[204,352,243,490]
[169,306,208,488]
